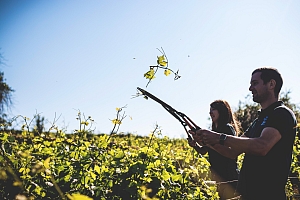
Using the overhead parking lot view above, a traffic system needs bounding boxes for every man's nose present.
[249,85,253,91]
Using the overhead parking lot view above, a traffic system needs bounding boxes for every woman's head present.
[210,100,233,127]
[209,100,241,135]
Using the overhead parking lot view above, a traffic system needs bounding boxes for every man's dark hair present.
[252,67,283,98]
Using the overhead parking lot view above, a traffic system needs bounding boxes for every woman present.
[188,100,240,200]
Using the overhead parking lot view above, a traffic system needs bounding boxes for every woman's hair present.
[210,100,241,135]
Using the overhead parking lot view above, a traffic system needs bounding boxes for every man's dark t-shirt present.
[237,101,297,200]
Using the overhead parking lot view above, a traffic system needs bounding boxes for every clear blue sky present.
[1,0,299,138]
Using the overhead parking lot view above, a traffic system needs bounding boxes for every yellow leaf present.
[84,141,90,147]
[157,55,167,66]
[90,171,96,180]
[160,61,167,66]
[144,69,155,80]
[164,69,171,76]
[162,170,170,181]
[44,157,51,169]
[25,168,30,173]
[67,193,93,200]
[112,119,122,125]
[81,121,89,126]
[116,107,121,111]
[94,165,100,174]
[154,160,161,167]
[172,174,182,182]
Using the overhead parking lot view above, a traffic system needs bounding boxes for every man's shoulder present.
[273,103,296,120]
[268,102,297,130]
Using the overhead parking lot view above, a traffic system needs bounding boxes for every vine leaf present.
[144,68,156,80]
[157,55,167,66]
[164,69,171,76]
[143,47,180,87]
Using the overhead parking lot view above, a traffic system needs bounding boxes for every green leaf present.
[90,171,96,180]
[64,174,71,182]
[44,141,51,146]
[108,180,113,187]
[162,170,170,181]
[84,141,90,147]
[115,150,125,159]
[94,165,100,174]
[44,157,51,169]
[171,174,182,182]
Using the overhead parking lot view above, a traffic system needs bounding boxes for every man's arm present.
[221,127,281,156]
[191,127,282,158]
[190,129,243,159]
[207,136,247,159]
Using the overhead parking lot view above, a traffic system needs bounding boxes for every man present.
[191,68,297,200]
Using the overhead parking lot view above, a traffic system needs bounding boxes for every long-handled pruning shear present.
[137,87,201,140]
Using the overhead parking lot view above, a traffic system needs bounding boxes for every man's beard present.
[252,91,268,103]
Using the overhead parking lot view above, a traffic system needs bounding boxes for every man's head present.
[249,67,283,103]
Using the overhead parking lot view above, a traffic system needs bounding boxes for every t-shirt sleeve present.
[265,107,296,136]
[222,124,236,136]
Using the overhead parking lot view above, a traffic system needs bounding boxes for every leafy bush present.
[0,120,218,200]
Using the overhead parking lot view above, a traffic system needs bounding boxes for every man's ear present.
[268,79,276,90]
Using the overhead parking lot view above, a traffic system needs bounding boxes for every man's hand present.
[189,129,221,146]
[188,129,205,146]
[187,137,197,147]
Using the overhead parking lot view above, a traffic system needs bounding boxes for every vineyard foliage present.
[0,120,220,200]
[0,106,299,199]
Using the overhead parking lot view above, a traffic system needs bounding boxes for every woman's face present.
[209,107,219,124]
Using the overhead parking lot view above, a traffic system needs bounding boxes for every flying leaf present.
[144,69,155,80]
[157,55,167,66]
[164,69,171,76]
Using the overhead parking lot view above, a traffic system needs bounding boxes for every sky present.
[0,0,299,138]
